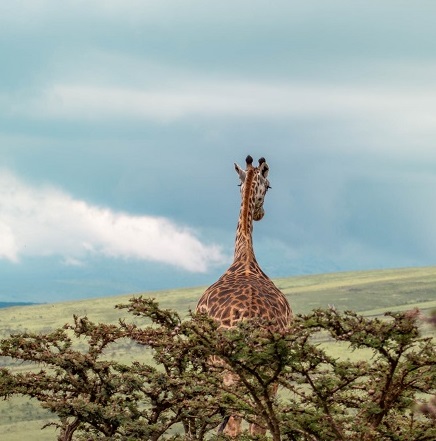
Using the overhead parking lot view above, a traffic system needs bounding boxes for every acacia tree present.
[180,308,436,440]
[420,310,436,421]
[280,309,436,440]
[1,298,436,440]
[0,304,223,441]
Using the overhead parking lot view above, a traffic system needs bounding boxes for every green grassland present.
[1,266,436,440]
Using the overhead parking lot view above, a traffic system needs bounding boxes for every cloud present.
[0,221,17,262]
[62,257,84,267]
[7,76,434,142]
[0,171,226,272]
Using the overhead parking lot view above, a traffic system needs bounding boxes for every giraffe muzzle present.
[254,207,265,221]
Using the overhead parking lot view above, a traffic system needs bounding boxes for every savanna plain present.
[1,266,436,440]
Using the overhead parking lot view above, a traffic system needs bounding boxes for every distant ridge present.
[0,302,40,309]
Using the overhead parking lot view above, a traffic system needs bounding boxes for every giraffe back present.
[196,259,291,329]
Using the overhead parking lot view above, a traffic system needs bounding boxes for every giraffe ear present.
[259,160,269,178]
[234,163,246,182]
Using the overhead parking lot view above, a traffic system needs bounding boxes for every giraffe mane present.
[240,167,255,238]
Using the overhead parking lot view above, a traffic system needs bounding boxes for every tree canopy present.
[1,298,436,440]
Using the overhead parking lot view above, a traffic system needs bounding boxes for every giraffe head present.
[234,155,270,221]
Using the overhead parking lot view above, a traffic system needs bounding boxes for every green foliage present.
[1,298,436,440]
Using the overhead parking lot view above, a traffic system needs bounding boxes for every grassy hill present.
[1,266,436,440]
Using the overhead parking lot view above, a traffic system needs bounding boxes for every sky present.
[2,0,436,303]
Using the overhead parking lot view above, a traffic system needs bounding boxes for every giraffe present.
[196,155,292,436]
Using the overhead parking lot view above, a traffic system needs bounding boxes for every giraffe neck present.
[233,167,256,263]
